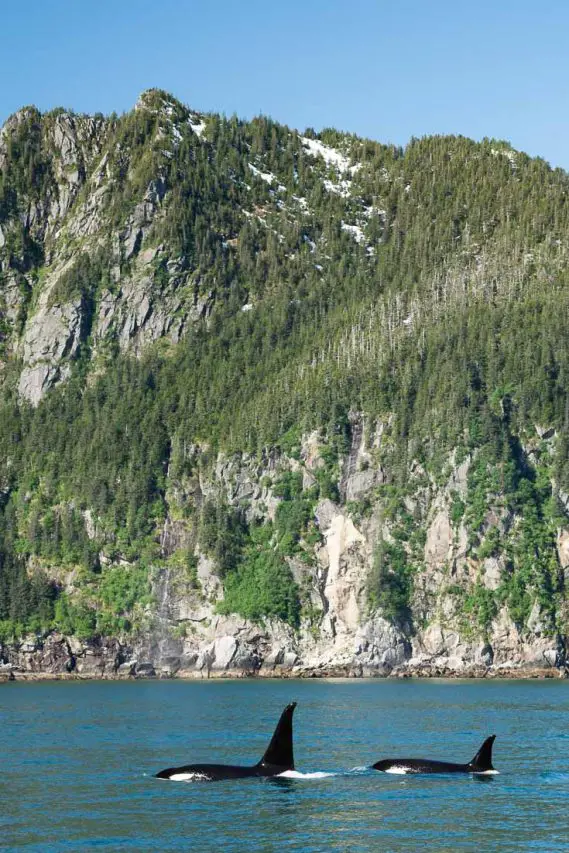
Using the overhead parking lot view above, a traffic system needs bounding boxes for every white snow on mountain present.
[300,137,351,173]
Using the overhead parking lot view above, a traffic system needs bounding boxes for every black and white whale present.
[155,702,297,781]
[372,735,497,775]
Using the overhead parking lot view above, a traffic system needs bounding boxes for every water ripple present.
[1,678,568,852]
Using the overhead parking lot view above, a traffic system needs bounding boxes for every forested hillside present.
[0,89,568,675]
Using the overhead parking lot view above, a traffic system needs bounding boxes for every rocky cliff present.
[1,90,569,679]
[2,421,567,679]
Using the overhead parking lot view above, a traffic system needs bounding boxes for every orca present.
[372,735,497,775]
[155,702,297,781]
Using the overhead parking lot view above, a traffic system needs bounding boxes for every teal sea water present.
[1,679,568,852]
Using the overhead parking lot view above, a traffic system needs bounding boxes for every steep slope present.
[1,90,569,677]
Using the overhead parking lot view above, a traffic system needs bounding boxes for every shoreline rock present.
[2,661,567,683]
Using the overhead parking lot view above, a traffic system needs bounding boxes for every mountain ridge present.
[1,89,568,676]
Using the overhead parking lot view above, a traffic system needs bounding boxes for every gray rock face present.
[18,291,83,404]
[482,557,503,590]
[0,103,215,405]
[355,616,409,670]
[345,469,376,502]
[212,636,237,669]
[29,439,569,675]
[424,507,453,567]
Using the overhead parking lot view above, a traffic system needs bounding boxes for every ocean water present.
[1,678,568,852]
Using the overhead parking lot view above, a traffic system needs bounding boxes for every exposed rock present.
[262,647,285,668]
[301,431,326,471]
[345,470,376,502]
[1,432,567,679]
[536,425,555,440]
[449,455,470,497]
[477,643,494,667]
[136,662,157,677]
[17,268,84,405]
[526,600,546,635]
[320,507,365,635]
[314,498,340,531]
[425,507,453,567]
[557,529,569,584]
[212,635,238,669]
[354,616,409,670]
[482,557,502,590]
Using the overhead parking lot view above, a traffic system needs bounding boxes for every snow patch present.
[341,222,365,244]
[323,178,352,198]
[362,205,386,219]
[491,147,517,169]
[188,116,206,138]
[301,137,351,173]
[293,195,310,213]
[248,163,277,185]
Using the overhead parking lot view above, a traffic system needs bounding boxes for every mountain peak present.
[134,88,188,119]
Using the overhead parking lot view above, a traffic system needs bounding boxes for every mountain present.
[1,88,568,678]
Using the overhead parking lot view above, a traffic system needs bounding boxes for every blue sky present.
[2,0,568,168]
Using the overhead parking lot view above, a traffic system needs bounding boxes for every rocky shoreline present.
[2,620,567,685]
[2,660,567,684]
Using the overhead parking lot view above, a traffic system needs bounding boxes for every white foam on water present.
[277,770,337,780]
[168,772,211,782]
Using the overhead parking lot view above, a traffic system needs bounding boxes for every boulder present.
[212,636,238,669]
[135,662,156,677]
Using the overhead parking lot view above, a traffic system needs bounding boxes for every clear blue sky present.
[2,0,568,168]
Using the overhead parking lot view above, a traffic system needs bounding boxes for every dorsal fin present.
[468,735,496,771]
[257,702,296,769]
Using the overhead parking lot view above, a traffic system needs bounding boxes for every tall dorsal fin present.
[257,702,296,769]
[468,735,496,771]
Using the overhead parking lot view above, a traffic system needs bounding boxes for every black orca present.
[372,735,497,775]
[155,702,297,781]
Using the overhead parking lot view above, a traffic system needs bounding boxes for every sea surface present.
[1,678,568,852]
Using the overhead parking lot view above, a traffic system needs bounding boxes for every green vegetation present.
[462,429,564,632]
[369,539,415,624]
[449,492,466,527]
[218,523,300,626]
[198,468,323,626]
[1,93,569,639]
[462,583,499,636]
